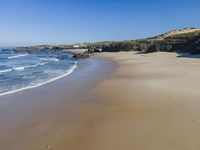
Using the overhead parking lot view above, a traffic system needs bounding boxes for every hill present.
[88,28,200,54]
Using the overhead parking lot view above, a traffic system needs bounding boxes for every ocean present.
[0,49,77,96]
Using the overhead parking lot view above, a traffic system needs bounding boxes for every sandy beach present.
[94,52,200,150]
[0,58,115,150]
[1,52,200,150]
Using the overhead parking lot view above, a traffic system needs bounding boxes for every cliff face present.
[14,28,200,54]
[88,28,200,54]
[147,28,200,53]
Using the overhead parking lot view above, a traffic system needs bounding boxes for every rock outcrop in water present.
[14,46,89,59]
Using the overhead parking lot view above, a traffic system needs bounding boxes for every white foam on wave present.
[40,57,59,62]
[13,67,25,71]
[8,54,29,59]
[0,62,48,74]
[29,62,48,68]
[0,69,12,74]
[0,62,77,96]
[11,62,48,72]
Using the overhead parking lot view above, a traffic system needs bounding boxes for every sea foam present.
[8,54,29,59]
[0,49,77,96]
[0,62,77,96]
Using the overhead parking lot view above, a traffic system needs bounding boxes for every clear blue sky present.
[0,0,199,46]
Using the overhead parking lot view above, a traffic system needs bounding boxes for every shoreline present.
[1,52,200,149]
[0,62,77,97]
[0,57,116,150]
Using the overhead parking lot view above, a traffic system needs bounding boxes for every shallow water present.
[0,49,77,96]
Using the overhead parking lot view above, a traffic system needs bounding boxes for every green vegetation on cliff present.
[87,28,200,54]
[15,28,200,55]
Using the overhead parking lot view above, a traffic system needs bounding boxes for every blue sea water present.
[0,49,77,96]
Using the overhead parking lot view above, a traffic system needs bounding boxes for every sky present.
[0,0,199,47]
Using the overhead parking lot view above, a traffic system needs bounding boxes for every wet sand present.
[0,58,116,150]
[1,52,200,150]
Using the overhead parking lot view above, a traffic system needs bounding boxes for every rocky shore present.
[87,28,200,54]
[10,27,200,57]
[13,47,90,59]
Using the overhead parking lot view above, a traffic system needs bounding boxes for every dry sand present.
[1,52,200,150]
[93,52,200,150]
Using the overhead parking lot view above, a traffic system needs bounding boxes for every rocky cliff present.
[14,28,200,55]
[88,28,200,54]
